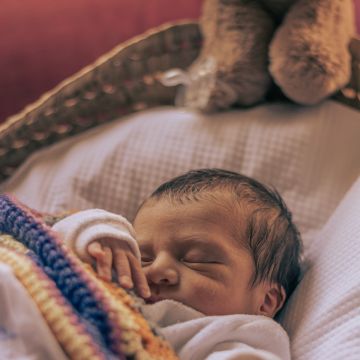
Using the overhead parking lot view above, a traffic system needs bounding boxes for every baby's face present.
[133,195,267,316]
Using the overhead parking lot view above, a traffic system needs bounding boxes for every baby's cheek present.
[186,277,225,314]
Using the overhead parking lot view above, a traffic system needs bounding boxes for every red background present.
[0,0,359,122]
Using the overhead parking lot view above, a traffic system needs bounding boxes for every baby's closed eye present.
[140,250,220,267]
[141,255,154,266]
[181,249,220,264]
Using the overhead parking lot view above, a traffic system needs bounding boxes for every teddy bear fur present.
[181,0,355,111]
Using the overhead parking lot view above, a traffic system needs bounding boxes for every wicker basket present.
[0,21,359,183]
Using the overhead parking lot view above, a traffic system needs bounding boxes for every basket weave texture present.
[0,21,358,183]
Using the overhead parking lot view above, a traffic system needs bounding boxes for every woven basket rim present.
[2,23,359,136]
[0,19,199,135]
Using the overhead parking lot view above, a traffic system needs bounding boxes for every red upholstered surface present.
[0,0,202,122]
[0,0,359,123]
[356,0,360,32]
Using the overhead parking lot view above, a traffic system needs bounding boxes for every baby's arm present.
[52,209,150,298]
[176,315,290,360]
[208,318,289,360]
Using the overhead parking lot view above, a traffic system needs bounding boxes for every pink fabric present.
[0,0,202,122]
[356,0,360,33]
[0,0,359,123]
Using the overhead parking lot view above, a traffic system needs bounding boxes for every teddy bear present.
[170,0,355,112]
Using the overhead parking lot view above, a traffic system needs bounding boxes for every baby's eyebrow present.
[137,236,229,259]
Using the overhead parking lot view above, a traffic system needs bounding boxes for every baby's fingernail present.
[142,288,151,298]
[120,276,133,288]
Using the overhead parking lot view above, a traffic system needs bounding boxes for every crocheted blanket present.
[0,194,177,360]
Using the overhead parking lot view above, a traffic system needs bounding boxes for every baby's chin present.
[145,295,187,306]
[145,296,205,314]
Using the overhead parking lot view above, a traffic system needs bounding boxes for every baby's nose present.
[145,253,179,286]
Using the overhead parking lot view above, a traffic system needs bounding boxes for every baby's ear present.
[259,283,286,318]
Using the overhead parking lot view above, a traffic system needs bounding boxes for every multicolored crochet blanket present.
[0,194,177,360]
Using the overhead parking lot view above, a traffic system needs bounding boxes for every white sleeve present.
[165,315,290,360]
[205,315,290,360]
[52,209,140,263]
[203,317,290,360]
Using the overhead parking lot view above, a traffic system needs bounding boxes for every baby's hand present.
[88,239,150,299]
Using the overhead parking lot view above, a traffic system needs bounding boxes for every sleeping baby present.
[53,168,302,359]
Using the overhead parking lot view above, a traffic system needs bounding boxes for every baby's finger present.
[98,246,113,281]
[128,253,151,298]
[88,242,104,258]
[114,248,133,289]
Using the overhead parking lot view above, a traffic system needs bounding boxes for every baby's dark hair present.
[148,168,302,296]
